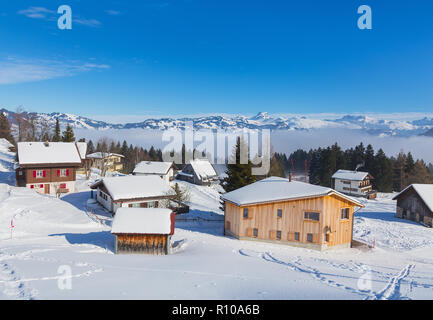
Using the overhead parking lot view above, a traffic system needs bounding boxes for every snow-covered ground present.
[0,143,433,299]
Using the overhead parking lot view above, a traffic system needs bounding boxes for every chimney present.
[289,172,292,182]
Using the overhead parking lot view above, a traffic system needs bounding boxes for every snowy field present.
[1,142,433,299]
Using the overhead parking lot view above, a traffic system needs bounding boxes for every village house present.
[332,169,376,199]
[90,175,175,214]
[75,142,88,175]
[86,152,124,173]
[15,141,83,195]
[393,184,433,227]
[221,176,364,251]
[133,161,175,184]
[111,207,175,255]
[177,159,219,186]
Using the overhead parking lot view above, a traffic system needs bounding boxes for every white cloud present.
[0,58,110,85]
[73,18,101,27]
[17,6,55,19]
[105,10,122,16]
[17,6,101,27]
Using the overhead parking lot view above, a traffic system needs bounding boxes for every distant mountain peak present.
[250,111,270,120]
[1,108,433,137]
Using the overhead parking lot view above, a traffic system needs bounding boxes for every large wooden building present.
[393,184,433,227]
[15,141,84,195]
[221,177,364,251]
[111,208,175,254]
[90,175,175,214]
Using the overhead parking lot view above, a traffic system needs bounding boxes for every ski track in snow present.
[238,249,368,298]
[0,251,36,300]
[367,264,415,300]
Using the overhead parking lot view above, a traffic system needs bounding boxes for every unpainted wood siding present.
[225,194,357,247]
[115,234,169,254]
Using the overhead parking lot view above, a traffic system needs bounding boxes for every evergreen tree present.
[87,140,95,155]
[223,136,256,192]
[62,124,75,142]
[52,118,62,142]
[0,112,15,145]
[374,149,393,192]
[405,152,415,173]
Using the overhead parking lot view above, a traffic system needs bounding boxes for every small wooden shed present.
[111,208,175,255]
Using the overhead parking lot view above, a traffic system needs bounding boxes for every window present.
[148,201,155,208]
[99,191,102,197]
[253,228,258,237]
[59,169,69,177]
[277,209,283,218]
[307,233,313,243]
[341,208,350,219]
[304,212,320,221]
[35,170,45,178]
[243,208,248,219]
[276,231,281,240]
[294,232,300,241]
[131,203,141,208]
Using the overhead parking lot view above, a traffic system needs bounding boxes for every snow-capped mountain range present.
[2,108,433,137]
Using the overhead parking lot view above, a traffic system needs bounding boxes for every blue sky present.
[0,0,433,121]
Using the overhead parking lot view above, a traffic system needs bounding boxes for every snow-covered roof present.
[111,208,174,234]
[90,175,175,201]
[332,169,370,181]
[188,159,217,180]
[86,152,124,159]
[0,138,14,150]
[17,142,82,166]
[222,176,364,207]
[393,184,433,212]
[213,164,228,179]
[76,142,87,160]
[133,161,173,175]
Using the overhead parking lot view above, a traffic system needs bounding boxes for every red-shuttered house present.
[15,141,83,195]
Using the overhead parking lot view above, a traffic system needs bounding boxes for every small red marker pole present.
[10,219,14,240]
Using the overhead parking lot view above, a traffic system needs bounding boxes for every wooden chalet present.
[177,159,218,186]
[87,152,124,173]
[332,169,376,199]
[393,184,433,227]
[221,176,364,251]
[132,161,175,184]
[111,208,175,255]
[90,175,176,214]
[15,141,84,195]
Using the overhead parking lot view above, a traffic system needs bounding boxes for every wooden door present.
[44,184,50,194]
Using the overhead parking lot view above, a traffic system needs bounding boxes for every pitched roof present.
[332,169,370,181]
[90,175,175,201]
[111,208,174,234]
[221,176,364,207]
[393,184,433,212]
[133,161,173,175]
[188,159,217,180]
[17,142,82,166]
[76,142,87,160]
[86,152,124,159]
